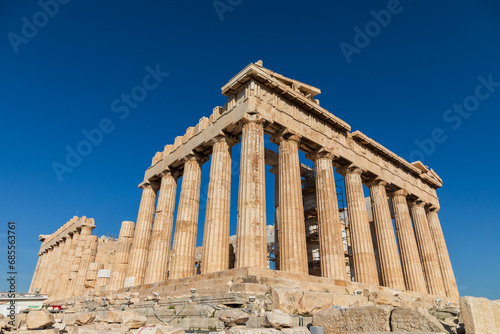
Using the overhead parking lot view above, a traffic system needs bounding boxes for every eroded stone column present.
[85,262,104,289]
[144,171,178,284]
[38,249,52,294]
[109,221,135,290]
[339,166,378,285]
[369,179,405,290]
[310,150,346,280]
[427,208,459,299]
[30,253,43,293]
[73,235,98,296]
[235,117,267,269]
[273,132,308,274]
[390,190,427,293]
[67,221,95,297]
[410,199,446,296]
[201,134,236,274]
[61,230,80,297]
[46,241,63,296]
[54,235,73,298]
[170,154,203,279]
[125,182,158,287]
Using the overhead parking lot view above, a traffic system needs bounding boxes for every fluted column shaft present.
[274,133,308,273]
[369,180,405,289]
[126,182,158,287]
[38,250,51,294]
[73,235,98,295]
[46,241,63,296]
[67,224,94,296]
[170,155,203,279]
[32,251,46,292]
[390,190,427,293]
[109,221,135,290]
[427,209,459,299]
[144,171,178,283]
[30,254,43,293]
[340,166,378,285]
[61,230,80,297]
[410,200,446,296]
[312,153,346,280]
[54,236,72,298]
[201,135,234,274]
[85,262,104,289]
[235,118,267,269]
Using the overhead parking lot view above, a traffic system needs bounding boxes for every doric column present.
[30,253,43,293]
[270,167,280,270]
[38,249,51,294]
[272,131,308,274]
[144,170,178,284]
[308,150,346,280]
[61,230,80,297]
[409,199,446,296]
[67,221,95,296]
[54,235,73,298]
[338,166,378,285]
[235,116,267,269]
[125,181,158,287]
[427,208,459,299]
[201,134,237,274]
[40,247,56,294]
[109,221,135,290]
[369,179,405,290]
[73,235,98,296]
[46,241,63,296]
[169,154,203,279]
[390,190,427,293]
[85,262,104,289]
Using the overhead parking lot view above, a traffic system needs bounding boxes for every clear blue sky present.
[1,0,499,299]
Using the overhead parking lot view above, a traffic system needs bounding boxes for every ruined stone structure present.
[30,62,459,305]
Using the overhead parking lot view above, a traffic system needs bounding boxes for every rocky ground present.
[0,296,498,334]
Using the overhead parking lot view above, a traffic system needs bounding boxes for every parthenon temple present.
[30,61,459,308]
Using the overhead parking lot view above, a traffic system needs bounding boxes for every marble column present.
[390,190,427,293]
[235,117,267,269]
[270,167,280,270]
[61,230,80,297]
[125,182,158,287]
[73,235,98,296]
[109,221,135,291]
[67,223,95,296]
[272,132,308,274]
[410,199,446,296]
[41,246,56,294]
[369,179,405,290]
[46,241,63,296]
[85,262,104,289]
[170,154,203,279]
[339,166,378,285]
[310,150,346,280]
[201,134,236,274]
[54,235,73,298]
[427,208,459,299]
[144,171,178,284]
[29,253,43,293]
[38,250,50,294]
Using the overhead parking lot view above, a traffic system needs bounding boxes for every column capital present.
[427,205,440,213]
[388,188,408,198]
[367,177,388,188]
[336,163,364,177]
[159,168,181,181]
[240,112,265,125]
[408,198,427,208]
[210,131,240,147]
[306,146,338,161]
[270,128,301,145]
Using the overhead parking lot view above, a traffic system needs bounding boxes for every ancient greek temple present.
[30,61,459,304]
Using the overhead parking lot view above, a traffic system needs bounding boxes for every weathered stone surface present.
[64,313,77,325]
[460,296,500,334]
[229,327,281,334]
[264,310,293,329]
[75,312,96,326]
[54,322,67,331]
[218,309,250,326]
[95,311,122,324]
[65,325,79,334]
[156,327,185,334]
[18,329,59,334]
[312,305,392,334]
[78,328,122,334]
[121,311,147,329]
[281,327,311,334]
[391,308,446,332]
[26,310,55,329]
